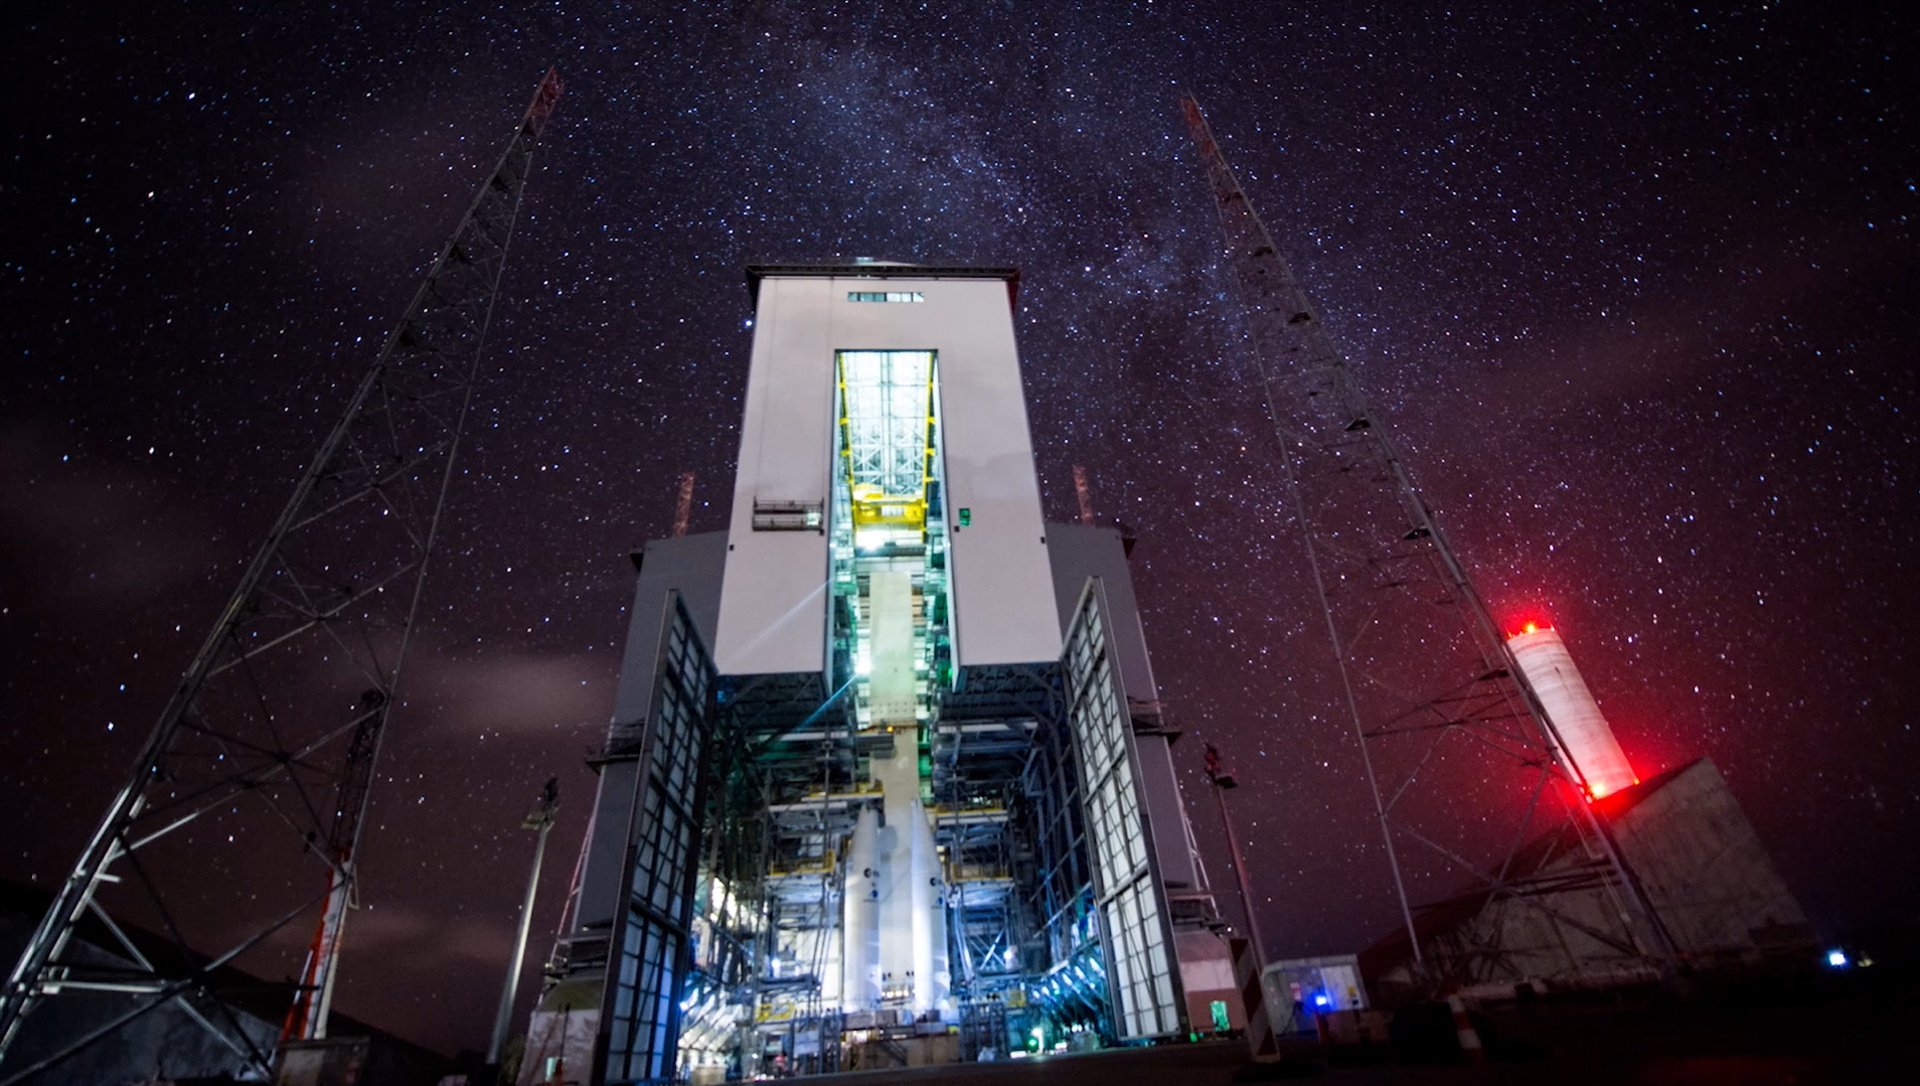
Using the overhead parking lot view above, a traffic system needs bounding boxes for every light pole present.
[1204,742,1266,968]
[489,776,560,1067]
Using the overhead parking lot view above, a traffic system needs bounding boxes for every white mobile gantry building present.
[523,263,1242,1084]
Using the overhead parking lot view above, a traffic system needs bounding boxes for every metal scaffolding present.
[0,68,563,1083]
[1180,95,1676,992]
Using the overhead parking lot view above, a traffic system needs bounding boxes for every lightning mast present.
[0,68,563,1081]
[488,777,560,1066]
[1179,96,1674,989]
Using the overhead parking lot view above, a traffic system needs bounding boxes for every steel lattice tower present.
[0,68,563,1083]
[1180,96,1677,991]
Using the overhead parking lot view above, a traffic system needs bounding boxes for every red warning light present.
[1507,618,1553,639]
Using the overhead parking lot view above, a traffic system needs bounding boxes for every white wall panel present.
[905,278,1060,668]
[714,277,835,676]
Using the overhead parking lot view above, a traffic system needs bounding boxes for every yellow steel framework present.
[836,350,936,547]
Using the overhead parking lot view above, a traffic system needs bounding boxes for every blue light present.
[1827,948,1849,968]
[1312,993,1330,1008]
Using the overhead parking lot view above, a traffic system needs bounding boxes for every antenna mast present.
[1179,95,1674,990]
[0,68,563,1081]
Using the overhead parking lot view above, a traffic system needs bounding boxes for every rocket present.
[842,806,881,1008]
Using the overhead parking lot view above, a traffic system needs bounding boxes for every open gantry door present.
[1060,581,1185,1041]
[595,592,717,1085]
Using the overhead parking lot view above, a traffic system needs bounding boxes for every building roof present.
[743,261,1020,307]
[1589,757,1703,821]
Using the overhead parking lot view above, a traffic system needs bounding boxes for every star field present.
[2,1,1916,1058]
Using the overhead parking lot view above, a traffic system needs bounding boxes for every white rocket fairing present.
[909,799,949,1013]
[841,806,880,1009]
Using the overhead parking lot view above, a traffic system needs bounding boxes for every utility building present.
[525,264,1235,1085]
[1359,627,1814,1000]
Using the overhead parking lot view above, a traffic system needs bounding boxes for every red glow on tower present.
[1506,617,1554,639]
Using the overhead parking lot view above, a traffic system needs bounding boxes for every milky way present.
[3,2,1915,1057]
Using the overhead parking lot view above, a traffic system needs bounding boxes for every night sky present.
[4,1,1917,1059]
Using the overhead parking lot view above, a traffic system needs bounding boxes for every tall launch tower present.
[0,69,562,1083]
[1179,96,1675,991]
[529,263,1240,1083]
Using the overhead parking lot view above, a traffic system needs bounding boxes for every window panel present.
[846,290,925,303]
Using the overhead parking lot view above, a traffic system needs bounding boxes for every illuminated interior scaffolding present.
[837,350,936,554]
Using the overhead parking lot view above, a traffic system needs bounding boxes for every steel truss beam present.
[1180,95,1676,991]
[0,69,563,1081]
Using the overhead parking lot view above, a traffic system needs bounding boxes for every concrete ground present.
[791,970,1919,1085]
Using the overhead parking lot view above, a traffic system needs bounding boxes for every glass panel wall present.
[602,595,715,1083]
[1061,585,1181,1040]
